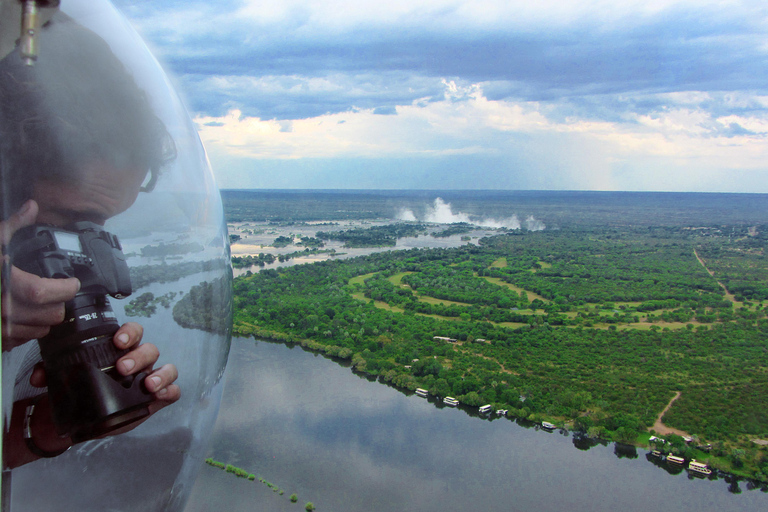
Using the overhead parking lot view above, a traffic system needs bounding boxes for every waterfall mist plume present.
[396,198,544,231]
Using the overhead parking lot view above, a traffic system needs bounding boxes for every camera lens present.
[39,294,153,442]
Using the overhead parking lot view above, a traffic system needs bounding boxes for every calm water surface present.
[229,220,495,276]
[184,339,767,512]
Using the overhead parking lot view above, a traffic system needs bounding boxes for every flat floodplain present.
[219,190,768,502]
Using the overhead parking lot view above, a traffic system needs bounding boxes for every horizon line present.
[219,188,767,195]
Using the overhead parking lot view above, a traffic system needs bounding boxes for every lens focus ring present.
[45,334,127,370]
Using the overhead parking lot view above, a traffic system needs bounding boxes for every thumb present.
[1,200,39,246]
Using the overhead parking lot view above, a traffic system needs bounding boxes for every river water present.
[229,220,496,276]
[183,338,767,512]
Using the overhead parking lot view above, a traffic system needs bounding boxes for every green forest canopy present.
[232,224,768,480]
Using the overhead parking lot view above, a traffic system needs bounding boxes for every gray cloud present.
[113,1,768,121]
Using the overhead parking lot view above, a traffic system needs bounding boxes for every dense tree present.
[231,225,768,478]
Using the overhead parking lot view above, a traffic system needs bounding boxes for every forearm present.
[3,394,71,469]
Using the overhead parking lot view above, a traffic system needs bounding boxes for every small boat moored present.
[443,397,459,407]
[541,421,556,430]
[479,404,492,414]
[415,388,428,398]
[666,455,685,465]
[688,460,712,476]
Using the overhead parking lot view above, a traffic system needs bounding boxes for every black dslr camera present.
[8,222,153,442]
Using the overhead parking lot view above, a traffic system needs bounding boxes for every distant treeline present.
[222,189,768,227]
[232,248,335,269]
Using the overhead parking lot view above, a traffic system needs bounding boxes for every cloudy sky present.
[111,0,768,192]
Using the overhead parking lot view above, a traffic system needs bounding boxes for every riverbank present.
[231,326,768,485]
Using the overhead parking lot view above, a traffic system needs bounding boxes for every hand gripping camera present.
[8,222,153,442]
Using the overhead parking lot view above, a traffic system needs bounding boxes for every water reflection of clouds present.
[219,345,404,427]
[190,339,768,512]
[213,343,576,510]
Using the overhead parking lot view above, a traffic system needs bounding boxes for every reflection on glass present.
[1,1,232,510]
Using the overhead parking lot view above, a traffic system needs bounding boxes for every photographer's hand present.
[12,322,181,468]
[113,322,181,410]
[29,321,181,411]
[1,200,80,351]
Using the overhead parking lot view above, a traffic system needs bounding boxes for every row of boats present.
[421,388,718,467]
[416,389,497,412]
[415,389,537,423]
[652,451,712,475]
[416,388,714,477]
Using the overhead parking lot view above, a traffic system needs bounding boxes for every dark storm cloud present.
[113,0,768,120]
[109,0,768,119]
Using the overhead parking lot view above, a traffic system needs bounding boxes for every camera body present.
[9,222,153,442]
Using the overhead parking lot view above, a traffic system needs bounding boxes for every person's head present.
[0,16,175,224]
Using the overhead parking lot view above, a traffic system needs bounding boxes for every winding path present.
[650,391,690,437]
[693,248,737,304]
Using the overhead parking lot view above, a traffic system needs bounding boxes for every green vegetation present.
[232,248,336,270]
[222,189,768,227]
[204,458,255,480]
[273,236,294,248]
[139,241,205,258]
[432,222,475,238]
[232,253,277,268]
[316,223,427,247]
[204,458,304,501]
[232,225,768,481]
[172,276,232,334]
[124,291,177,317]
[298,236,325,248]
[129,259,229,289]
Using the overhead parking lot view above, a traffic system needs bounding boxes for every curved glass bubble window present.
[1,1,232,510]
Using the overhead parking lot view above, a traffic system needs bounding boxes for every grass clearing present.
[490,257,508,268]
[349,272,376,286]
[387,271,413,286]
[479,275,550,303]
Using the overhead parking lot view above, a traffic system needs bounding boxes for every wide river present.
[183,338,767,512]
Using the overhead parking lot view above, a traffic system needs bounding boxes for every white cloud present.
[110,0,768,192]
[196,79,768,191]
[717,114,768,134]
[233,0,752,31]
[194,81,554,159]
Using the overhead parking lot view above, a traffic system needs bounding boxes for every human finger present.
[1,268,78,350]
[112,322,143,350]
[2,323,52,347]
[143,363,178,394]
[116,342,158,376]
[0,200,38,245]
[148,384,181,414]
[8,266,79,308]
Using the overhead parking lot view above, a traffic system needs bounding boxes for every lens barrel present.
[39,294,153,442]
